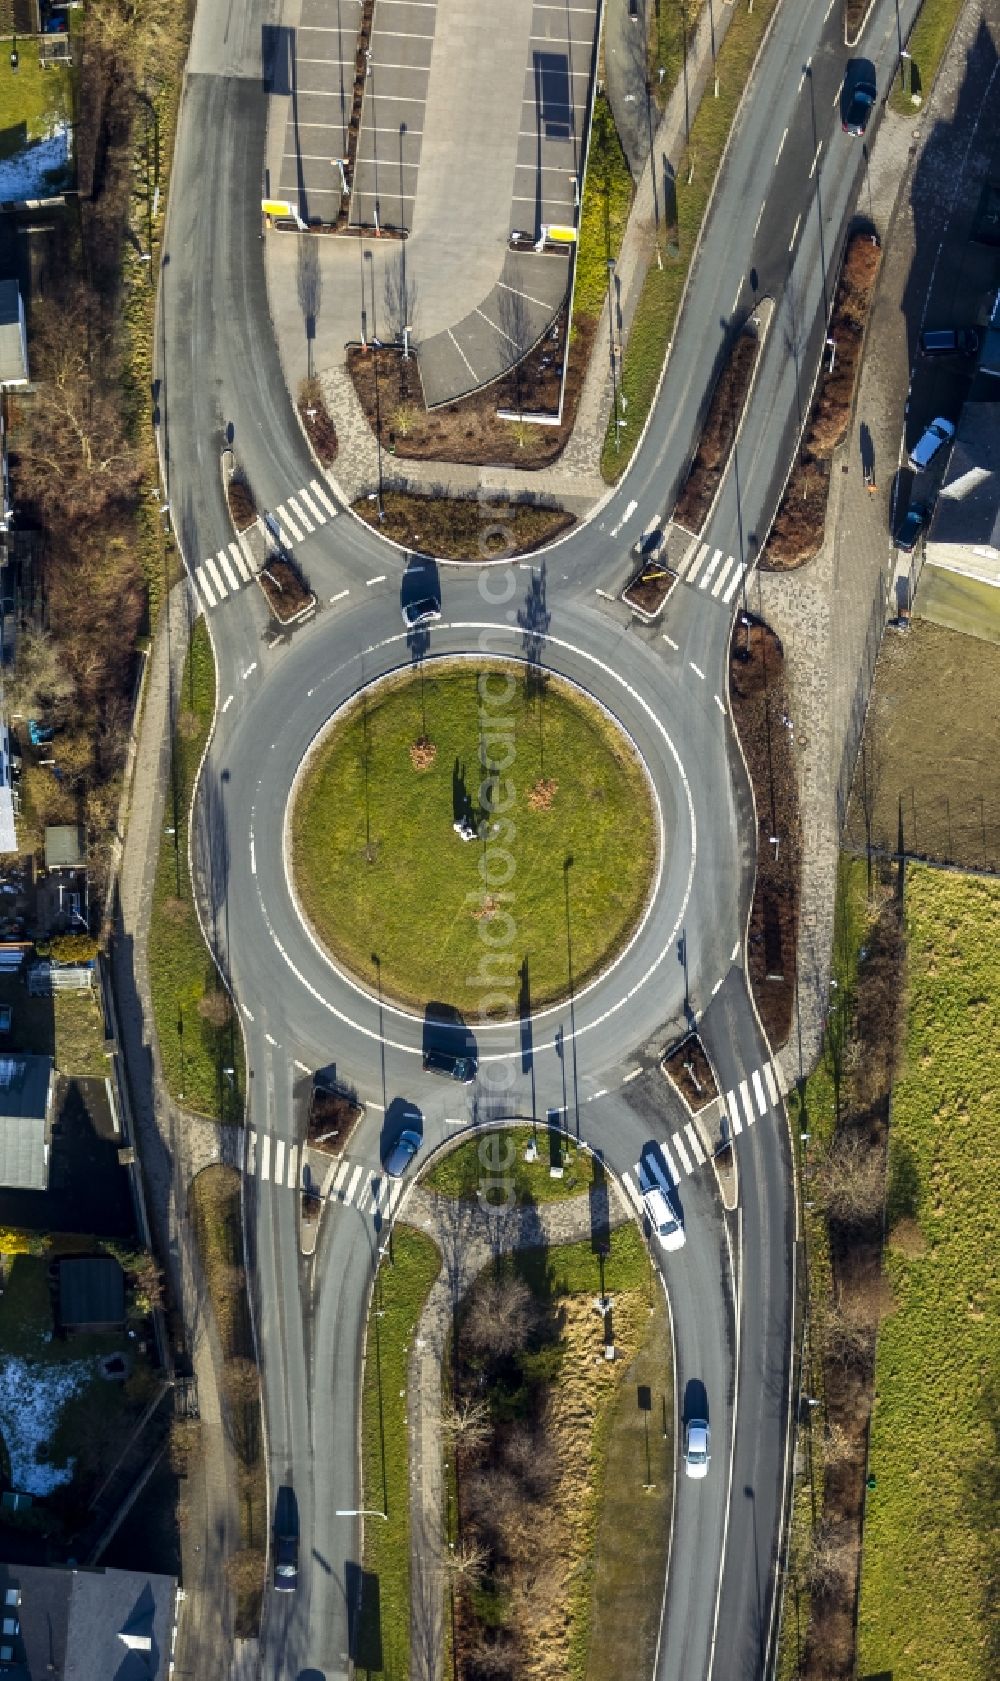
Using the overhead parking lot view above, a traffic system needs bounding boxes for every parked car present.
[636,1154,686,1252]
[919,327,979,357]
[842,74,877,135]
[273,1531,299,1593]
[893,504,926,554]
[907,416,955,472]
[684,1419,711,1480]
[383,1128,421,1178]
[27,721,54,747]
[422,1047,477,1083]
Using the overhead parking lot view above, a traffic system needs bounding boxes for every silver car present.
[684,1419,710,1479]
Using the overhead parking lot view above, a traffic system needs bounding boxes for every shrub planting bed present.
[661,1034,718,1111]
[622,557,677,618]
[728,620,800,1048]
[307,1083,364,1156]
[298,377,338,465]
[227,474,256,534]
[763,235,881,570]
[350,490,573,560]
[673,329,759,533]
[258,556,314,622]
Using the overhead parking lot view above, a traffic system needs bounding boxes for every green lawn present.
[358,1227,442,1681]
[0,976,108,1078]
[891,0,965,114]
[0,48,73,163]
[602,0,780,482]
[425,1126,601,1204]
[512,1221,650,1298]
[291,664,658,1015]
[573,94,634,322]
[857,867,1000,1681]
[147,618,242,1123]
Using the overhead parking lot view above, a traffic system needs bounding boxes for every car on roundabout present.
[384,1127,422,1178]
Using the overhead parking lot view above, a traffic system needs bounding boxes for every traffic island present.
[289,661,658,1015]
[297,377,338,466]
[621,550,679,620]
[661,1032,719,1113]
[257,555,316,625]
[672,326,761,535]
[350,489,573,560]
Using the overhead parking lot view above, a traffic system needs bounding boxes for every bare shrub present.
[813,1127,885,1226]
[224,1546,266,1604]
[197,989,232,1028]
[805,1519,855,1595]
[462,1275,537,1359]
[441,1397,492,1454]
[169,1416,202,1473]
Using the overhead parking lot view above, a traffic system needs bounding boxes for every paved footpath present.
[765,1,1000,1087]
[402,1183,629,1681]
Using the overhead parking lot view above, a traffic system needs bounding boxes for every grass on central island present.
[291,663,658,1016]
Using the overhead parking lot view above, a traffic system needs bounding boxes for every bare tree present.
[805,1518,855,1595]
[812,1126,885,1227]
[4,630,77,722]
[440,1397,492,1455]
[461,1275,536,1358]
[440,1540,489,1587]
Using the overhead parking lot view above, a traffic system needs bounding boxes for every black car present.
[423,1047,477,1083]
[919,327,979,357]
[402,596,441,629]
[893,504,926,554]
[273,1532,299,1593]
[842,76,876,135]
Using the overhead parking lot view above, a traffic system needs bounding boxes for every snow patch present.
[0,1355,91,1495]
[0,122,72,204]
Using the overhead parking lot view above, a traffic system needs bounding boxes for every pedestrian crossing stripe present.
[191,477,338,611]
[245,1135,407,1218]
[669,536,749,604]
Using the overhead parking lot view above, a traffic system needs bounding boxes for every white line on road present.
[738,1079,756,1131]
[595,587,617,601]
[343,1164,365,1205]
[689,661,705,680]
[296,485,325,524]
[732,284,742,314]
[789,212,801,251]
[386,1181,405,1218]
[310,479,338,517]
[287,1145,299,1188]
[330,589,350,603]
[590,1087,608,1101]
[260,1133,272,1182]
[731,942,739,961]
[247,1130,257,1175]
[222,694,233,714]
[274,1139,286,1185]
[752,1068,768,1115]
[229,542,252,583]
[217,548,240,592]
[725,1091,742,1136]
[294,1060,311,1075]
[754,200,766,237]
[366,574,386,586]
[265,1031,277,1047]
[621,1067,643,1084]
[660,1141,681,1182]
[764,1062,780,1106]
[661,632,679,650]
[610,498,637,538]
[685,1123,706,1166]
[242,662,257,680]
[242,1004,254,1022]
[277,504,304,544]
[712,554,737,597]
[775,127,788,165]
[714,694,726,713]
[711,977,723,997]
[250,836,256,876]
[672,1130,694,1175]
[809,142,822,179]
[444,1116,467,1126]
[330,1159,351,1197]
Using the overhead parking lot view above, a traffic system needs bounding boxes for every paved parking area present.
[350,0,437,231]
[511,0,600,239]
[277,0,364,222]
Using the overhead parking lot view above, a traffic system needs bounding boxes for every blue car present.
[28,721,54,747]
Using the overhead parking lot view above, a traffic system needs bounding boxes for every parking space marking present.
[497,279,555,312]
[448,329,477,379]
[475,306,517,347]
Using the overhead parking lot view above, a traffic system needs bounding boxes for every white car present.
[684,1419,710,1479]
[907,416,955,472]
[636,1154,686,1252]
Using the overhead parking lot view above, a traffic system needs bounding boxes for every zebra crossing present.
[191,478,339,611]
[620,1056,785,1199]
[719,1058,783,1139]
[637,518,750,606]
[244,1131,405,1221]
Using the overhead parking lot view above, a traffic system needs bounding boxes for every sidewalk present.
[113,578,242,1680]
[765,1,999,1087]
[403,1183,629,1681]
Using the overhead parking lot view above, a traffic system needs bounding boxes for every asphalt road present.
[157,0,922,1676]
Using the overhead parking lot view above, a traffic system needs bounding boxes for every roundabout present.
[288,660,659,1017]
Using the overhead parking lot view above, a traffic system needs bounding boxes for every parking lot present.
[277,0,365,223]
[350,0,437,232]
[511,0,601,240]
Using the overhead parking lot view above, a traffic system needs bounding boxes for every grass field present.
[357,1227,441,1681]
[845,619,1000,872]
[891,0,965,114]
[858,866,1000,1681]
[291,664,658,1015]
[573,95,634,323]
[147,618,243,1123]
[601,0,780,482]
[424,1126,600,1204]
[0,49,73,162]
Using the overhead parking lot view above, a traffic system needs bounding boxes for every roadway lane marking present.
[725,1090,743,1135]
[260,1133,272,1182]
[250,834,256,876]
[247,1130,257,1175]
[386,1180,404,1218]
[589,1087,609,1101]
[689,661,705,680]
[286,494,315,533]
[621,1067,642,1084]
[701,547,724,587]
[242,661,257,681]
[265,1030,277,1046]
[712,554,737,597]
[754,200,766,237]
[722,562,746,604]
[732,283,742,315]
[738,1079,756,1130]
[222,694,234,714]
[825,0,835,15]
[610,498,638,538]
[659,1141,681,1182]
[330,1159,351,1197]
[797,60,810,92]
[711,977,723,997]
[672,1130,694,1175]
[789,212,802,251]
[203,554,227,599]
[765,1062,780,1106]
[687,543,709,583]
[809,141,822,179]
[343,1163,365,1205]
[310,479,338,517]
[296,485,326,524]
[775,126,788,165]
[684,1122,706,1166]
[366,574,387,586]
[277,504,304,543]
[731,942,739,961]
[330,589,350,603]
[595,587,618,602]
[241,1004,254,1022]
[714,694,726,713]
[229,541,253,583]
[286,1144,299,1188]
[444,1116,466,1125]
[217,548,240,592]
[274,1139,286,1184]
[661,632,679,649]
[294,1059,310,1074]
[752,1068,768,1115]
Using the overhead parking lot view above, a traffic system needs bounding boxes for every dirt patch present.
[257,556,314,623]
[351,489,573,561]
[728,621,801,1049]
[307,1084,364,1155]
[528,778,558,811]
[298,377,338,466]
[227,474,256,534]
[764,234,881,571]
[622,557,677,618]
[673,330,760,533]
[409,737,437,771]
[843,0,868,39]
[347,309,596,470]
[661,1034,718,1111]
[470,895,502,922]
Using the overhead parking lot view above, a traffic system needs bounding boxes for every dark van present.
[423,1047,477,1083]
[918,328,979,357]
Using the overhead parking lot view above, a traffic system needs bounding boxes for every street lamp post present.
[335,1508,389,1521]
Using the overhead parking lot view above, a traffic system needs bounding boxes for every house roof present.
[58,1256,126,1328]
[927,403,1000,553]
[0,1561,176,1680]
[0,1056,52,1190]
[44,824,86,871]
[0,280,26,387]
